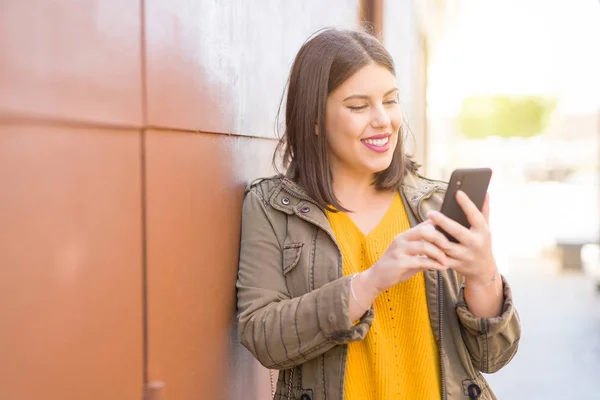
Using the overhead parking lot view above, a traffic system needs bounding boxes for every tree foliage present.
[457,95,557,139]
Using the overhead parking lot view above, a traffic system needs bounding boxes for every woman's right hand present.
[362,222,451,293]
[348,221,452,321]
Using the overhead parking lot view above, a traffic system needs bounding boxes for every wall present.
[384,0,429,168]
[0,1,356,399]
[0,1,428,399]
[0,2,145,399]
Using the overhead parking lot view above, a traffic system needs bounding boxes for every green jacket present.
[236,172,520,400]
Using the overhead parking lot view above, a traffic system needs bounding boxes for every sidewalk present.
[486,257,600,399]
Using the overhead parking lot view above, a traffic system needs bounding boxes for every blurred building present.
[0,1,457,399]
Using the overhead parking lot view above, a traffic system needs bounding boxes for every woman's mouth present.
[361,135,391,153]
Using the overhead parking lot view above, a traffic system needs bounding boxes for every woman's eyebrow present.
[342,87,398,102]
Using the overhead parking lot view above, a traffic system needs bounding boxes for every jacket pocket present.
[283,242,303,275]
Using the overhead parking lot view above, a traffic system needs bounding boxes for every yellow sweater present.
[326,193,441,400]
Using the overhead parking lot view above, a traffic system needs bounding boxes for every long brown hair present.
[274,28,417,211]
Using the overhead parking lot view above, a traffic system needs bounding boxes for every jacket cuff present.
[456,275,516,335]
[316,275,374,343]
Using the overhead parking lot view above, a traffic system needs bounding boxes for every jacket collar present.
[270,171,446,226]
[400,172,446,222]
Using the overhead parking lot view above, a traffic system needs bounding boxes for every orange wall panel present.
[0,125,144,400]
[0,1,143,125]
[145,130,276,399]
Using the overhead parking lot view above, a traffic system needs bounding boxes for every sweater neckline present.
[331,192,401,241]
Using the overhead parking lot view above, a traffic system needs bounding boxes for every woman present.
[236,28,520,400]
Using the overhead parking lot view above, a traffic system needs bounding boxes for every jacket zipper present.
[413,187,447,399]
[438,271,447,400]
[287,367,294,400]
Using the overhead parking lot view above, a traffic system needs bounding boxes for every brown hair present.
[274,28,417,211]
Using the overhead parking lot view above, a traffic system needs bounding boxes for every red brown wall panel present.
[0,1,143,125]
[145,130,276,400]
[0,125,144,400]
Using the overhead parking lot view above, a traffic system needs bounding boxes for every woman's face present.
[325,62,402,179]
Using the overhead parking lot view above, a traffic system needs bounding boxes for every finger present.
[420,223,452,251]
[444,257,462,271]
[404,240,448,266]
[428,210,472,246]
[456,190,487,230]
[400,221,433,241]
[443,242,469,261]
[444,256,476,276]
[482,193,490,223]
[400,222,451,251]
[408,256,447,271]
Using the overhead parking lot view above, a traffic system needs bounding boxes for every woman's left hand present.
[427,191,497,284]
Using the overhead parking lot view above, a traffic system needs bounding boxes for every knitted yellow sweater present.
[326,193,441,400]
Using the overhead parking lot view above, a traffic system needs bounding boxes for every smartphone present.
[437,168,492,243]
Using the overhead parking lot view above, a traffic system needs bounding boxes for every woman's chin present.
[374,155,395,171]
[365,160,394,175]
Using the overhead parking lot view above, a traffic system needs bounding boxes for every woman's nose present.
[370,105,391,129]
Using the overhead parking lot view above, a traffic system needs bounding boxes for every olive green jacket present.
[236,173,520,400]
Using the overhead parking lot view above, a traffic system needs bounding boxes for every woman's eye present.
[347,105,368,111]
[384,99,399,105]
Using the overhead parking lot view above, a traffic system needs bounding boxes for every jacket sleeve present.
[236,189,374,370]
[455,275,521,373]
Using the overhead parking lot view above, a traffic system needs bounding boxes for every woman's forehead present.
[330,63,397,99]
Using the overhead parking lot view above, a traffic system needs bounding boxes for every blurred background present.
[0,0,598,399]
[424,1,600,399]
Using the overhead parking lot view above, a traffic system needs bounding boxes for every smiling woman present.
[326,64,401,182]
[236,28,521,400]
[275,29,417,214]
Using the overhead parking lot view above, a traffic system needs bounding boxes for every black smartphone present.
[437,168,492,243]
